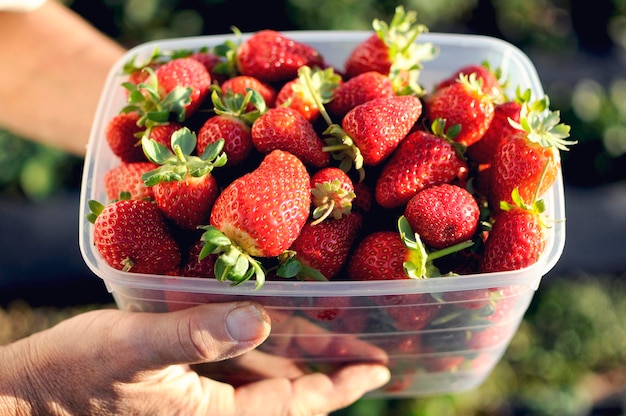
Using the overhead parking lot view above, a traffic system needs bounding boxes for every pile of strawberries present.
[88,6,575,292]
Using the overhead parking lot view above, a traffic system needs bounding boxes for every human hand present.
[0,302,390,416]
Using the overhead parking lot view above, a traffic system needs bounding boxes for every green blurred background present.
[1,0,625,414]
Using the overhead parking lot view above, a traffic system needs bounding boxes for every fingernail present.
[370,366,391,389]
[226,304,268,342]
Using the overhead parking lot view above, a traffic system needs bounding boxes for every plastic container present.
[79,31,566,397]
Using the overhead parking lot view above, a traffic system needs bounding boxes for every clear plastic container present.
[79,31,566,397]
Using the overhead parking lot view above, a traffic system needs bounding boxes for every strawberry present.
[201,149,311,287]
[104,112,145,162]
[488,95,575,213]
[324,95,422,178]
[251,106,330,168]
[465,321,517,350]
[142,127,227,230]
[275,66,341,122]
[404,183,479,250]
[480,189,548,273]
[466,88,530,164]
[374,120,468,209]
[103,161,157,201]
[435,62,505,103]
[302,297,352,322]
[348,216,473,281]
[352,180,374,214]
[343,6,436,97]
[326,71,395,118]
[310,167,356,224]
[220,28,325,84]
[181,238,217,278]
[197,89,265,166]
[344,33,391,78]
[153,57,212,118]
[282,212,363,281]
[425,73,496,147]
[220,75,277,110]
[147,121,184,151]
[87,195,181,274]
[347,229,422,281]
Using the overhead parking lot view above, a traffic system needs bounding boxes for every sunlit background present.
[1,1,625,414]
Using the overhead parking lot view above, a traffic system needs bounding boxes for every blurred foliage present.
[0,129,83,200]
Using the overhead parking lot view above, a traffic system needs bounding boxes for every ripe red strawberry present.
[229,29,325,84]
[181,238,217,278]
[220,75,277,110]
[480,189,548,273]
[154,57,212,118]
[352,180,374,213]
[104,112,145,162]
[344,33,391,79]
[465,322,517,350]
[325,95,422,178]
[435,62,505,102]
[326,71,394,118]
[347,230,421,281]
[302,297,352,322]
[343,6,436,95]
[88,196,181,274]
[310,167,356,224]
[197,89,265,166]
[488,96,575,213]
[375,120,468,209]
[373,292,443,332]
[147,121,184,151]
[251,106,330,168]
[103,161,158,201]
[404,184,479,249]
[284,212,363,281]
[275,66,341,123]
[466,88,530,164]
[348,216,471,281]
[142,127,227,230]
[202,149,311,287]
[425,73,495,147]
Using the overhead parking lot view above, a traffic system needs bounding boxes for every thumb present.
[115,302,271,369]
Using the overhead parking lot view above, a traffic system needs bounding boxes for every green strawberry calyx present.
[297,65,366,181]
[310,179,356,225]
[210,86,267,125]
[121,67,192,128]
[289,66,341,109]
[212,26,243,78]
[375,6,438,96]
[274,250,328,282]
[141,127,227,186]
[431,118,467,158]
[501,187,551,230]
[398,216,474,279]
[198,225,266,289]
[509,94,577,151]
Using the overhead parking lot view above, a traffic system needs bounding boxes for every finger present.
[232,363,391,416]
[192,348,305,386]
[126,302,270,367]
[95,302,271,371]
